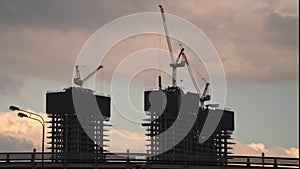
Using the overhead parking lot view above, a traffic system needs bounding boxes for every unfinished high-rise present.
[46,87,110,161]
[143,86,234,164]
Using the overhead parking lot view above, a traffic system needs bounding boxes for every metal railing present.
[0,151,299,168]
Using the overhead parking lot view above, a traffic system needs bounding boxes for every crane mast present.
[75,65,81,81]
[200,78,210,108]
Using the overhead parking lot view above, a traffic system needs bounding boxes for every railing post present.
[32,148,36,169]
[247,157,250,167]
[146,157,150,169]
[126,149,130,169]
[262,152,265,168]
[6,153,9,163]
[274,158,277,168]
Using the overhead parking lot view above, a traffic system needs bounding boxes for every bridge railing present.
[226,155,299,168]
[0,152,299,168]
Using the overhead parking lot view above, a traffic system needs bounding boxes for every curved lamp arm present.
[10,105,45,125]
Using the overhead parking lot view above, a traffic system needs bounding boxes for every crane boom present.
[159,5,175,64]
[73,64,103,87]
[159,5,185,87]
[180,48,211,108]
[181,49,201,95]
[158,5,211,108]
[82,65,103,82]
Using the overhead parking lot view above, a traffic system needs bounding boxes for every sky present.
[0,0,298,157]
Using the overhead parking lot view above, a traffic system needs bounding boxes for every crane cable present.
[182,52,201,95]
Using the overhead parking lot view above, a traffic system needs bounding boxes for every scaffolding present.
[46,87,110,161]
[143,87,234,164]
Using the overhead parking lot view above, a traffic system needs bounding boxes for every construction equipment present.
[179,48,211,108]
[200,78,211,108]
[159,5,210,107]
[73,64,103,87]
[159,5,185,87]
[179,48,201,95]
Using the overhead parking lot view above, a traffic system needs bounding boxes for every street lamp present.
[9,105,21,111]
[9,105,45,168]
[17,112,28,118]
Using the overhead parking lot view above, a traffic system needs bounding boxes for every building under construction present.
[1,4,299,169]
[143,86,235,164]
[141,5,234,165]
[46,87,110,161]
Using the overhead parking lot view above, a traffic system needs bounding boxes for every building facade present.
[46,87,110,161]
[143,87,234,164]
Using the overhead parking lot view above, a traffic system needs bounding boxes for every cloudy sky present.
[0,0,298,157]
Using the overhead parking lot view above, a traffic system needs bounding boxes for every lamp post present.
[9,105,45,168]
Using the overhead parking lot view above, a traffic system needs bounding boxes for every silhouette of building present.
[143,86,234,164]
[46,87,110,161]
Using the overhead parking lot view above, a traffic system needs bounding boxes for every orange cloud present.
[0,111,49,151]
[233,140,299,158]
[1,111,298,158]
[107,129,146,153]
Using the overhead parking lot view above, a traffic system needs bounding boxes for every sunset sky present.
[0,0,298,157]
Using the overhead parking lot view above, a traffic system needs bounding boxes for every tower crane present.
[177,47,201,95]
[159,5,211,108]
[73,64,103,87]
[179,48,211,108]
[159,5,185,87]
[200,77,210,108]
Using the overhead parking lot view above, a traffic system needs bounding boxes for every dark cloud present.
[0,0,298,91]
[0,0,157,96]
[198,1,299,84]
[0,134,34,152]
[0,27,89,95]
[264,10,298,50]
[0,0,153,30]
